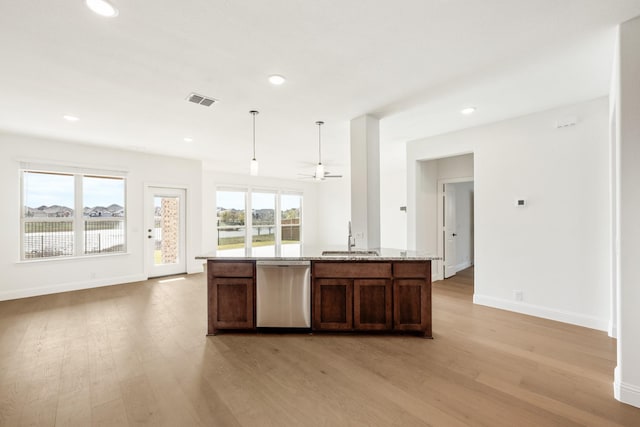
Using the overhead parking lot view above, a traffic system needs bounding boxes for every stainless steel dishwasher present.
[256,260,311,328]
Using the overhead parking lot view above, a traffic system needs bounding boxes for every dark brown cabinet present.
[312,260,430,336]
[207,260,255,335]
[206,258,431,337]
[354,279,392,330]
[392,262,431,337]
[313,279,353,330]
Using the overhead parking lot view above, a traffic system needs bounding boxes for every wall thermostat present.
[516,199,526,207]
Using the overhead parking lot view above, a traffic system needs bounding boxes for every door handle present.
[148,235,153,239]
[452,233,457,237]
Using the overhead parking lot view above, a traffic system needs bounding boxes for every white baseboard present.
[614,367,640,408]
[609,319,618,339]
[455,261,472,272]
[473,293,608,331]
[187,262,205,275]
[0,274,147,301]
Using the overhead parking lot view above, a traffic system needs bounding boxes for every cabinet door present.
[313,279,353,330]
[354,279,392,330]
[209,277,254,333]
[393,279,431,337]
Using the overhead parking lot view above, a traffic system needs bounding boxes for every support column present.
[615,15,640,408]
[350,115,380,249]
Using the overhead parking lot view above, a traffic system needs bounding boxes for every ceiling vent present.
[186,92,218,107]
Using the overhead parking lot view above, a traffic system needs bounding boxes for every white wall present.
[201,170,325,256]
[315,174,351,248]
[350,115,380,249]
[407,97,610,330]
[614,16,640,408]
[454,181,474,271]
[0,132,203,301]
[379,142,407,249]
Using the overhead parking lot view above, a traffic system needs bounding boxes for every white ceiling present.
[1,0,639,178]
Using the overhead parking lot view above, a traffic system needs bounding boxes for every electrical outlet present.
[514,290,523,302]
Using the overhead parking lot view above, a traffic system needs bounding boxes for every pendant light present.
[315,121,325,181]
[249,110,259,176]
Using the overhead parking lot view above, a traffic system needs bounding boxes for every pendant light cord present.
[316,121,324,165]
[250,110,259,160]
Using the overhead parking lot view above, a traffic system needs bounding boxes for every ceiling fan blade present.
[323,171,342,178]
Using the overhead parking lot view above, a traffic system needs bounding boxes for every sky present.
[24,172,124,209]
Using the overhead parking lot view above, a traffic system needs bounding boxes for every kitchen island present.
[196,248,435,338]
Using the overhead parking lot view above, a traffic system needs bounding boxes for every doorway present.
[438,179,474,280]
[146,187,187,278]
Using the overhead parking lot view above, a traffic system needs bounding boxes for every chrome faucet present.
[348,221,356,252]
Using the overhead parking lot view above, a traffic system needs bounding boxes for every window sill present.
[16,252,131,264]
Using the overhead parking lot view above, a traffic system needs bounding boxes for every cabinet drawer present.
[393,262,430,278]
[209,261,254,278]
[313,262,391,278]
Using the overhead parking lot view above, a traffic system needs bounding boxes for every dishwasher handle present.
[256,260,310,267]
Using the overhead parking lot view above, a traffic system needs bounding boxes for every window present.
[251,192,276,256]
[83,176,126,255]
[23,172,75,258]
[281,194,302,257]
[22,170,126,260]
[216,188,302,257]
[216,190,246,257]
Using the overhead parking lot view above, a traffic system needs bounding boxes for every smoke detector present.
[186,92,218,107]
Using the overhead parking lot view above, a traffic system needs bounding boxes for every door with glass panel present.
[147,187,186,277]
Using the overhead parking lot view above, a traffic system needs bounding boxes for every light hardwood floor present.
[1,268,639,426]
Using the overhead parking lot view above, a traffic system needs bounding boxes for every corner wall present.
[0,132,203,301]
[407,97,610,330]
[614,16,640,409]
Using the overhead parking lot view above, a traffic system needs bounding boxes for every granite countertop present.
[196,246,439,261]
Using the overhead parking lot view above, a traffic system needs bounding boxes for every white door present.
[146,187,186,278]
[443,183,457,279]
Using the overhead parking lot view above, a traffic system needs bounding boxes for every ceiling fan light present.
[85,0,119,17]
[315,163,325,181]
[268,74,286,85]
[250,158,259,176]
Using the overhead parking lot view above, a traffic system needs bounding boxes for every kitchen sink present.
[321,250,380,257]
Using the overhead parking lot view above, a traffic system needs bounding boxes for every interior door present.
[443,183,457,279]
[147,187,186,278]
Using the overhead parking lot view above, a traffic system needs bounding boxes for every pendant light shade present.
[315,121,324,181]
[249,110,259,176]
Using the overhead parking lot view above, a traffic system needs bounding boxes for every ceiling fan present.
[298,121,342,181]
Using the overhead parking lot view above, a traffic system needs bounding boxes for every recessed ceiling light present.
[63,115,79,122]
[461,107,476,115]
[85,0,119,18]
[183,137,193,143]
[268,75,286,85]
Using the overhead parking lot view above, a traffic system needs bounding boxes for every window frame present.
[20,168,127,261]
[216,186,303,257]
